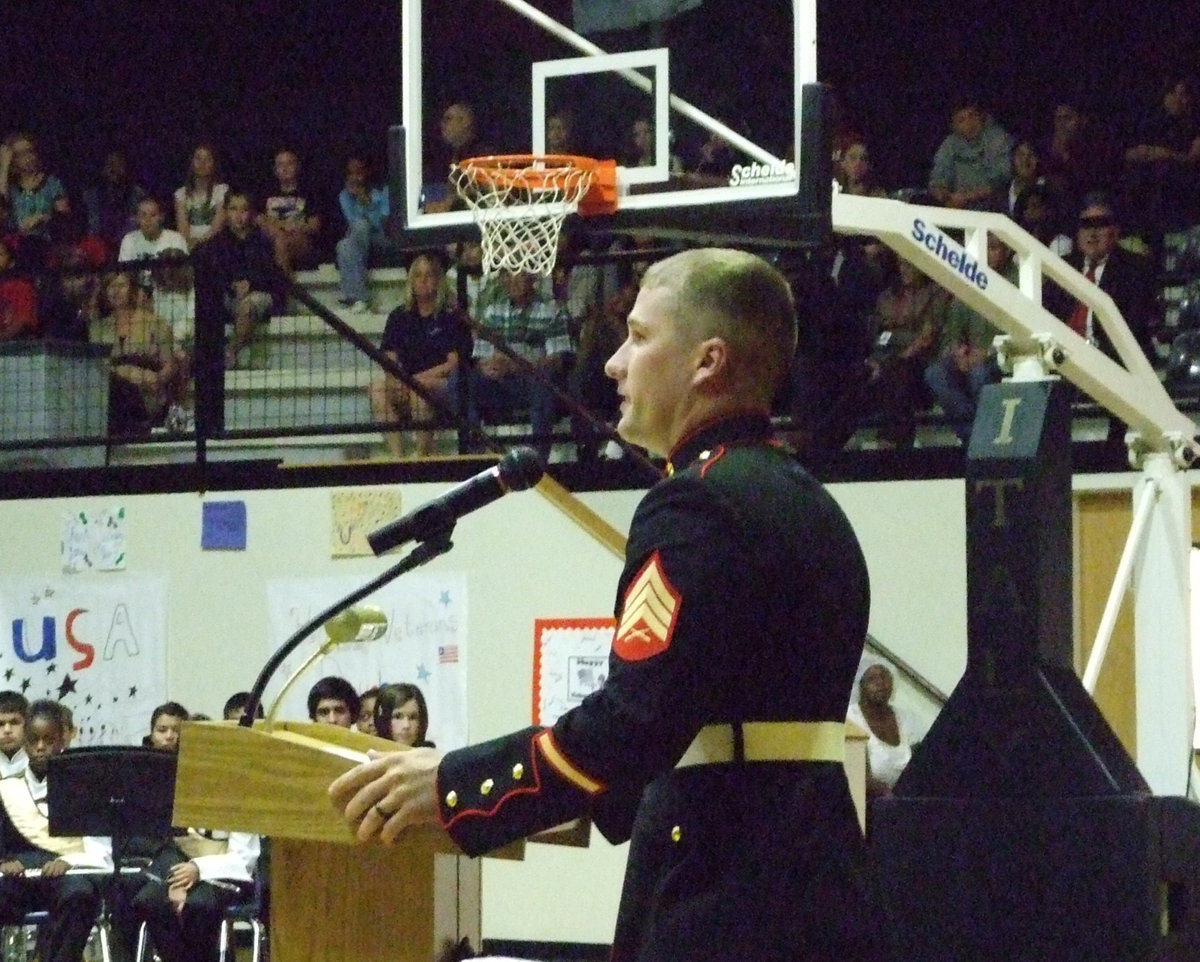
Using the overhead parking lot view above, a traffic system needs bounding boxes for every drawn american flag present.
[438,645,459,664]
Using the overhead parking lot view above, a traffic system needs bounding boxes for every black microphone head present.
[499,446,545,491]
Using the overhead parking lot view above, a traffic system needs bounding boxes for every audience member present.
[422,100,486,213]
[0,691,28,778]
[864,255,950,447]
[223,691,262,722]
[1041,99,1119,208]
[928,97,1014,211]
[0,700,106,962]
[335,155,396,312]
[173,144,228,250]
[144,702,189,751]
[194,189,279,369]
[1122,74,1200,248]
[468,271,571,460]
[356,687,380,736]
[846,664,924,800]
[570,277,632,461]
[367,251,471,458]
[1005,138,1044,217]
[1052,191,1158,361]
[0,133,70,269]
[924,234,1012,444]
[39,263,100,343]
[117,197,187,264]
[835,134,885,197]
[258,147,322,274]
[1013,183,1073,256]
[89,271,182,433]
[81,149,147,256]
[372,682,432,748]
[306,676,359,728]
[0,237,38,341]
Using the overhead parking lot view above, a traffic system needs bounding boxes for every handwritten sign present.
[533,618,615,726]
[61,507,127,573]
[330,490,404,557]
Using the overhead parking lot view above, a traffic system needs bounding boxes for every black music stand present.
[46,746,178,945]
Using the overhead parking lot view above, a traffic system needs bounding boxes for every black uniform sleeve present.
[437,476,743,855]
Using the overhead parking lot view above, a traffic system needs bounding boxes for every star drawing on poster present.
[416,663,431,682]
[57,675,78,699]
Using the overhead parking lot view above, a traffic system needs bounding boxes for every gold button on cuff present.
[444,790,458,808]
[512,763,524,780]
[670,825,682,843]
[480,778,495,796]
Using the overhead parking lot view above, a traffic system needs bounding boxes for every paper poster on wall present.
[330,490,405,557]
[265,574,468,750]
[0,575,168,745]
[61,507,127,572]
[533,618,615,726]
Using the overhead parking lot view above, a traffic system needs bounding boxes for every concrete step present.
[223,366,373,430]
[290,265,409,315]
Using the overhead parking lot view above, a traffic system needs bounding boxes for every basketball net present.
[450,155,617,276]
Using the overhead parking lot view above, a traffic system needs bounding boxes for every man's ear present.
[691,337,731,391]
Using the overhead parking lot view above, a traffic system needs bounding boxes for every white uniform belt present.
[676,721,846,768]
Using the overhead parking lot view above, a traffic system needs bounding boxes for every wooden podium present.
[174,720,522,962]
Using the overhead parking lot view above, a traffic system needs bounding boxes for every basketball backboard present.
[392,0,830,250]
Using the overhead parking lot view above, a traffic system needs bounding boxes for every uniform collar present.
[666,412,773,475]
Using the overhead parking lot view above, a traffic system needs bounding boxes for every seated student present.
[846,664,925,801]
[334,154,397,312]
[0,690,29,778]
[193,189,279,369]
[0,235,38,342]
[0,700,107,962]
[306,677,359,728]
[257,147,322,274]
[129,828,259,962]
[222,691,262,723]
[366,250,471,459]
[117,197,187,264]
[142,702,188,752]
[372,683,433,748]
[356,686,380,736]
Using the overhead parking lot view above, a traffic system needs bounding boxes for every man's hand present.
[167,860,200,890]
[329,746,444,844]
[40,859,69,878]
[0,860,24,877]
[478,354,516,379]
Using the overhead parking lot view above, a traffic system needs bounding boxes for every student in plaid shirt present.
[467,271,572,458]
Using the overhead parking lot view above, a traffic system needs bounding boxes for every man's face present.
[951,107,984,142]
[150,713,184,752]
[503,271,535,307]
[136,200,163,239]
[346,159,368,191]
[314,698,353,728]
[1076,204,1119,262]
[26,716,65,779]
[0,711,24,755]
[604,284,696,457]
[1053,104,1082,140]
[860,667,894,707]
[441,105,475,149]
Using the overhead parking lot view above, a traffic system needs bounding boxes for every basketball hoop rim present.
[453,153,603,191]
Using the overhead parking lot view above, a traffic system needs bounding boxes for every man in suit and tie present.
[1053,191,1161,464]
[1058,191,1158,362]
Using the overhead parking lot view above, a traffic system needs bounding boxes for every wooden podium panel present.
[175,721,520,962]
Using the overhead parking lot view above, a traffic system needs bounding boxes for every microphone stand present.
[239,528,455,727]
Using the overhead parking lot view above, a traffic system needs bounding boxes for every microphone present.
[367,447,544,555]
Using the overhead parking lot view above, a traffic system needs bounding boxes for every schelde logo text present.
[729,160,797,187]
[911,218,989,290]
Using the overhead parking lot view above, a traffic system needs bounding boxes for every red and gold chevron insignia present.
[613,552,680,661]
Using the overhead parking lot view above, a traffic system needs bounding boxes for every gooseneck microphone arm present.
[239,531,455,727]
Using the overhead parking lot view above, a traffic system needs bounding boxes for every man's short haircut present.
[0,691,29,718]
[640,248,798,405]
[1078,190,1118,219]
[307,676,361,720]
[27,699,68,734]
[150,701,189,730]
